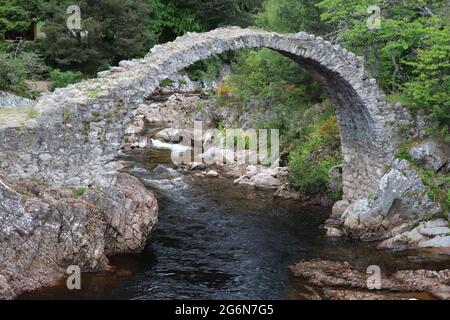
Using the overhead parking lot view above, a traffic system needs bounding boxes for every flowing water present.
[20,147,450,300]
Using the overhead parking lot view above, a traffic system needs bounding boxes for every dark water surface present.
[20,148,450,299]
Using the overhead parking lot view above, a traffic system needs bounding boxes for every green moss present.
[396,149,412,161]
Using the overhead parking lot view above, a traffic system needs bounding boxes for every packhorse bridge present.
[0,27,411,201]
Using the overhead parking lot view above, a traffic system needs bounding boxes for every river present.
[20,146,449,299]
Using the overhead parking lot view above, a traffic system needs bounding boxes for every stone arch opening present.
[128,27,399,200]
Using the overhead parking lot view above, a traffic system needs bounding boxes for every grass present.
[73,187,87,198]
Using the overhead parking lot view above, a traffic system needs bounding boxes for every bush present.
[18,51,48,80]
[49,69,82,90]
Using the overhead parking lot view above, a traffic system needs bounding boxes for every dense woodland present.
[0,0,448,202]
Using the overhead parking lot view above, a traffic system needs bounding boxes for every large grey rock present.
[377,219,450,251]
[342,159,442,241]
[410,139,448,172]
[418,236,450,248]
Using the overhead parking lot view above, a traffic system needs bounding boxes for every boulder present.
[325,227,344,238]
[331,199,350,219]
[155,128,181,142]
[206,170,219,177]
[418,236,450,249]
[0,91,34,109]
[249,172,283,189]
[274,183,302,200]
[377,219,450,251]
[410,139,448,172]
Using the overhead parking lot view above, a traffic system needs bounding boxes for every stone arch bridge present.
[0,27,410,201]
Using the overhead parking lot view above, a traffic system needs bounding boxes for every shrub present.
[49,69,82,90]
[0,52,28,95]
[18,51,48,80]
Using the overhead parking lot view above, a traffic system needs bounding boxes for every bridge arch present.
[1,27,407,201]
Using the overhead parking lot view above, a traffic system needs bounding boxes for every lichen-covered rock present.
[410,139,449,172]
[0,173,158,299]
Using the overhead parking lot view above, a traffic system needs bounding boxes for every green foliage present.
[0,51,27,95]
[317,0,449,136]
[49,69,82,90]
[73,186,86,198]
[414,166,450,214]
[226,49,322,114]
[186,54,223,85]
[403,17,450,137]
[288,113,342,195]
[148,0,263,42]
[160,78,174,87]
[0,0,32,38]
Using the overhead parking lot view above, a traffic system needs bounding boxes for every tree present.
[41,0,154,75]
[255,0,329,34]
[317,0,449,136]
[0,0,30,38]
[148,0,264,43]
